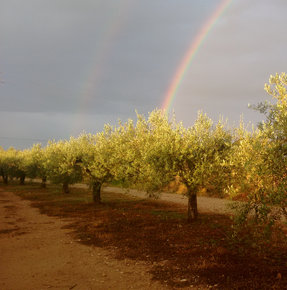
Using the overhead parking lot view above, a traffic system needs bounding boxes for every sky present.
[1,0,287,150]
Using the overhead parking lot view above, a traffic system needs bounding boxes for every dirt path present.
[0,189,169,290]
[34,179,235,215]
[0,181,235,290]
[101,187,234,215]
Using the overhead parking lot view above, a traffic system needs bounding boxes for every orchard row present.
[1,73,287,223]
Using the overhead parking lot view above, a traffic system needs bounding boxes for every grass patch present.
[2,181,287,289]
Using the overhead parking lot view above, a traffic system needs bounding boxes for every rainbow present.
[162,0,233,113]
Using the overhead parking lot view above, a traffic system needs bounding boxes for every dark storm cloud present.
[1,0,217,115]
[1,0,287,149]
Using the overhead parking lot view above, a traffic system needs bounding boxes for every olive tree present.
[0,148,9,184]
[25,144,48,187]
[175,112,232,222]
[73,132,113,204]
[226,120,263,198]
[244,73,287,221]
[75,121,137,204]
[0,148,27,185]
[130,109,232,222]
[44,138,83,193]
[110,114,156,193]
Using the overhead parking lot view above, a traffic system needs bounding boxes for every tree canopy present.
[2,73,287,224]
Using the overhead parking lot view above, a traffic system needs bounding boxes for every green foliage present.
[25,144,48,186]
[3,72,287,226]
[109,116,146,189]
[44,138,84,192]
[74,128,131,203]
[251,72,287,139]
[126,109,233,221]
[226,121,264,197]
[131,109,179,195]
[0,147,27,184]
[250,73,287,216]
[227,73,287,242]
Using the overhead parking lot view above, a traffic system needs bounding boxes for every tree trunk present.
[41,177,47,188]
[19,175,25,185]
[62,182,69,193]
[3,175,8,184]
[187,192,198,223]
[92,182,101,204]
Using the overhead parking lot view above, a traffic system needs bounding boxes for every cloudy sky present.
[1,0,287,150]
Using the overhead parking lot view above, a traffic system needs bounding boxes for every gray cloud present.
[1,0,287,149]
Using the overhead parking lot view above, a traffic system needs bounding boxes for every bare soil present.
[1,183,287,290]
[0,188,166,290]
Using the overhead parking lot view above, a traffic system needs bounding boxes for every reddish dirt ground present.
[1,184,287,290]
[0,189,168,290]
